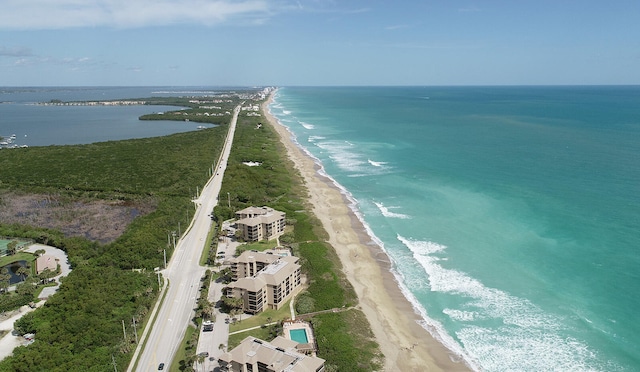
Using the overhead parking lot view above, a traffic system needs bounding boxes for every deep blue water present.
[269,86,640,371]
[0,86,223,147]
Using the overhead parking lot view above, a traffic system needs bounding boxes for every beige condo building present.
[227,251,301,314]
[235,206,286,242]
[219,336,325,372]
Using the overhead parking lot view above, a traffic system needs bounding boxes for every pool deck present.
[282,320,317,355]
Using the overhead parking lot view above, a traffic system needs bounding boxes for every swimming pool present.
[289,329,309,344]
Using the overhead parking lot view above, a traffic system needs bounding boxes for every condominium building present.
[231,250,285,280]
[235,206,286,242]
[227,252,301,314]
[219,336,325,372]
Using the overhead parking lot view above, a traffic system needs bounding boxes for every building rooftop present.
[220,336,325,372]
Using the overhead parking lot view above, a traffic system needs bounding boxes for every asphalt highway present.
[131,104,241,372]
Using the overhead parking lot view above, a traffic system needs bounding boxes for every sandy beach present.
[262,94,471,371]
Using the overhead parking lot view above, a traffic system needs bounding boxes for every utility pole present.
[227,192,231,208]
[163,248,167,269]
[122,320,126,342]
[112,355,118,372]
[132,316,138,344]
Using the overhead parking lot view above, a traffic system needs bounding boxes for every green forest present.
[0,98,232,371]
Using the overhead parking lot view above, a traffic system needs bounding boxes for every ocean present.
[268,86,640,371]
[0,86,222,147]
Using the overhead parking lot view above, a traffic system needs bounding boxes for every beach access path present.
[263,94,471,371]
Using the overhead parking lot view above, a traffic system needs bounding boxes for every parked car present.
[158,363,165,370]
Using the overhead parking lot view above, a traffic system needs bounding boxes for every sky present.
[1,0,639,86]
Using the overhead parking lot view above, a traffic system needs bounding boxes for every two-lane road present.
[132,105,241,371]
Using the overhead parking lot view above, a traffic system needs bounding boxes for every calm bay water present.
[269,86,640,371]
[0,86,222,147]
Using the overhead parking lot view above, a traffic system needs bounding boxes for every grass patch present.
[228,326,274,350]
[312,310,382,371]
[199,221,218,266]
[228,299,292,333]
[170,324,197,372]
[0,252,35,268]
[234,240,278,255]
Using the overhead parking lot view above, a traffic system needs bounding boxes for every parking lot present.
[195,223,241,371]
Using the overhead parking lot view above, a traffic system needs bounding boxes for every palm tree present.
[202,301,214,320]
[6,241,18,256]
[0,268,11,292]
[186,352,198,370]
[229,309,238,323]
[34,249,46,257]
[16,266,29,282]
[38,268,56,284]
[196,354,206,372]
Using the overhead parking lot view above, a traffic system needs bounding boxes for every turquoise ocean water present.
[268,87,640,371]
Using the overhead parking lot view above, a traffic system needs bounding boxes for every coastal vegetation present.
[0,95,237,370]
[212,102,383,371]
[0,250,41,313]
[0,89,381,371]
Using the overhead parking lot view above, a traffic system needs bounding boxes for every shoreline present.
[262,92,471,371]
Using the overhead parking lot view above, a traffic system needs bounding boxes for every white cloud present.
[0,0,270,30]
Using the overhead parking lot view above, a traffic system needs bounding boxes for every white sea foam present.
[307,135,325,143]
[300,121,315,130]
[267,89,622,372]
[397,235,612,371]
[282,110,291,115]
[315,140,368,173]
[367,158,387,167]
[443,309,477,322]
[373,201,411,219]
[268,94,477,371]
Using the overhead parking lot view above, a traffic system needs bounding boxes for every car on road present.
[158,363,165,370]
